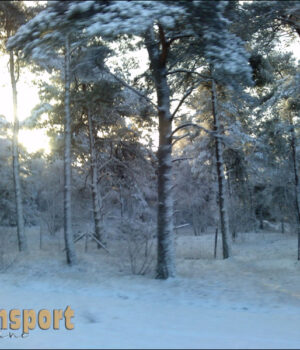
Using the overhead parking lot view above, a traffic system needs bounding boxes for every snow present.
[0,227,300,348]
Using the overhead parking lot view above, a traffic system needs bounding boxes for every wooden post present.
[214,227,218,259]
[85,232,88,253]
[39,222,42,250]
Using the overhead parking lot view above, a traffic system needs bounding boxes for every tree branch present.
[172,133,190,146]
[104,68,157,110]
[166,34,194,46]
[172,157,194,163]
[166,69,211,80]
[171,79,207,120]
[171,122,218,138]
[97,158,113,173]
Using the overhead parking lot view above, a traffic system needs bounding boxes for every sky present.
[0,55,49,153]
[0,31,299,154]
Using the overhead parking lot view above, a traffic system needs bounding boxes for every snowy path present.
[0,231,300,348]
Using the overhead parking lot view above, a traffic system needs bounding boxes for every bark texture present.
[9,50,27,252]
[87,108,103,248]
[145,26,175,279]
[211,79,231,259]
[64,36,77,265]
[290,119,300,260]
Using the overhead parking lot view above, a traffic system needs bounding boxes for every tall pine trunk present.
[87,108,103,248]
[211,79,231,259]
[156,93,175,278]
[145,26,175,279]
[64,35,76,265]
[290,118,300,260]
[9,50,27,252]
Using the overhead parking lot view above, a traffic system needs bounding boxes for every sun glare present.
[0,55,50,154]
[19,129,50,154]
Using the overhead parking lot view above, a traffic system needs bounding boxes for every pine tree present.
[63,35,77,265]
[8,0,253,277]
[210,77,231,258]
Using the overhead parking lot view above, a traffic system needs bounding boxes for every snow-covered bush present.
[119,218,155,275]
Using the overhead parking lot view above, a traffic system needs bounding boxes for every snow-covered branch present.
[171,123,216,138]
[172,157,194,163]
[104,68,157,110]
[171,79,207,120]
[166,69,211,80]
[172,133,190,146]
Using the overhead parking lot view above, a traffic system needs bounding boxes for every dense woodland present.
[0,1,299,279]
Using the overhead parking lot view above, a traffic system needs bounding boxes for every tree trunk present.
[63,35,76,265]
[227,172,237,241]
[145,26,175,279]
[192,206,199,236]
[248,185,257,232]
[214,227,218,259]
[119,183,124,218]
[9,50,27,252]
[259,207,264,230]
[211,78,231,259]
[156,87,175,278]
[290,118,300,260]
[87,108,103,248]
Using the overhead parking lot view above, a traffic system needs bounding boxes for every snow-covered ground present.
[0,227,300,349]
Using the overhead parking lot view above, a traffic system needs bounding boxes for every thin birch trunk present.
[145,27,175,279]
[9,50,27,252]
[64,35,76,265]
[290,117,300,260]
[87,108,103,248]
[211,79,231,259]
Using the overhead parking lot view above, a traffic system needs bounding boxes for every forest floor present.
[0,226,300,349]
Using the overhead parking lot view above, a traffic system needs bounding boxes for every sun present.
[0,55,50,154]
[19,129,50,154]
